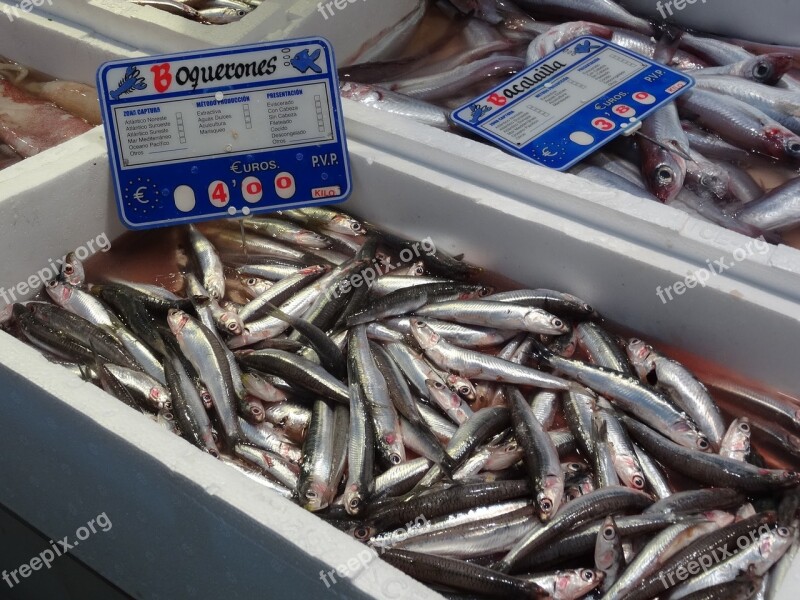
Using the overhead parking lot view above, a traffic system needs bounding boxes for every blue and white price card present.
[451,36,695,171]
[97,37,351,230]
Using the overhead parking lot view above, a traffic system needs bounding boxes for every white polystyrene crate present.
[4,2,800,293]
[23,0,423,65]
[1,98,800,600]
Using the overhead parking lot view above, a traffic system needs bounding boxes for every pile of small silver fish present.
[341,0,800,239]
[130,0,261,24]
[0,59,100,169]
[4,205,799,598]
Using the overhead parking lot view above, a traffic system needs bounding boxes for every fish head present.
[674,421,712,452]
[528,309,569,335]
[339,82,381,103]
[61,252,85,286]
[445,374,476,401]
[301,265,329,276]
[625,338,655,378]
[149,386,166,409]
[405,261,425,277]
[563,293,596,316]
[471,285,495,299]
[343,484,366,517]
[595,517,621,570]
[220,311,244,336]
[565,475,595,500]
[426,378,461,409]
[348,523,377,543]
[642,150,686,202]
[562,461,590,477]
[762,127,800,161]
[613,455,646,490]
[200,388,213,409]
[381,432,406,466]
[410,319,441,349]
[200,433,219,458]
[330,215,365,236]
[750,53,793,85]
[537,474,563,521]
[301,478,329,512]
[45,280,72,306]
[558,569,604,599]
[246,397,265,423]
[295,231,329,248]
[242,276,272,297]
[167,309,190,336]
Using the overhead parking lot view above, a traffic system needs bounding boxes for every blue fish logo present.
[109,65,147,100]
[291,49,322,74]
[468,103,491,124]
[574,40,601,54]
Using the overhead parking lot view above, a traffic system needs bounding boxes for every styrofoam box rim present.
[16,0,423,66]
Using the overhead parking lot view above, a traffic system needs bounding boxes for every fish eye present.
[479,288,491,297]
[553,318,563,328]
[754,64,770,78]
[603,527,615,539]
[46,280,58,288]
[348,497,360,509]
[789,141,800,154]
[778,527,791,536]
[351,222,362,232]
[540,498,553,512]
[227,322,238,331]
[697,438,710,451]
[246,278,257,286]
[582,570,595,581]
[632,475,645,489]
[163,412,174,421]
[459,386,470,395]
[251,406,263,417]
[64,265,74,275]
[306,490,318,499]
[390,453,402,465]
[354,526,370,540]
[739,422,750,433]
[657,167,674,184]
[432,381,444,389]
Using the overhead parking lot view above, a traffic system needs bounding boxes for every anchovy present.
[495,486,653,573]
[623,417,800,491]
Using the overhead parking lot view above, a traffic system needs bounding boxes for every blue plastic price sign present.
[97,37,351,230]
[451,36,695,171]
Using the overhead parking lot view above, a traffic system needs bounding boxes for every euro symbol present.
[133,186,148,203]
